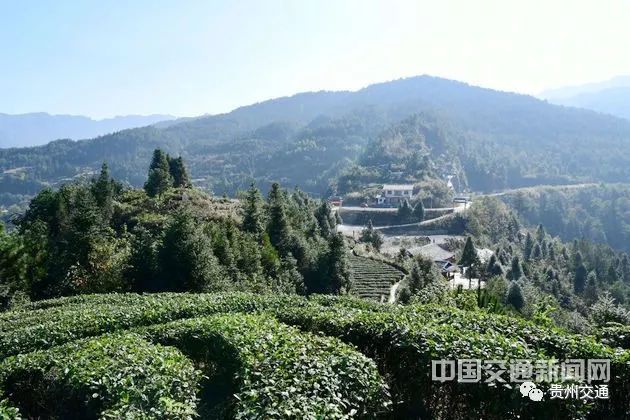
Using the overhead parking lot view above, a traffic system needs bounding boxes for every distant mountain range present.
[541,76,630,120]
[2,75,630,210]
[0,113,175,148]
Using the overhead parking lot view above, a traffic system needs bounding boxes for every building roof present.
[415,243,455,262]
[382,184,414,191]
[441,262,461,272]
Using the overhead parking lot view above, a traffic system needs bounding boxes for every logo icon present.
[520,381,544,401]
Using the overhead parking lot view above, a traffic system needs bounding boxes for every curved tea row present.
[0,292,627,419]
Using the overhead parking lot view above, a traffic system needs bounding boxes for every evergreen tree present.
[335,211,343,225]
[92,162,114,219]
[532,242,542,260]
[510,256,523,280]
[324,233,351,294]
[314,201,336,238]
[548,243,556,261]
[459,236,480,268]
[266,183,292,255]
[127,227,160,292]
[409,255,441,295]
[359,219,383,251]
[275,254,305,294]
[584,271,599,304]
[506,281,525,310]
[413,199,425,222]
[408,264,423,294]
[168,156,191,188]
[158,210,225,292]
[574,263,588,293]
[523,232,534,261]
[144,149,173,197]
[606,265,619,284]
[486,254,497,273]
[574,250,584,270]
[397,199,413,223]
[490,262,505,277]
[536,224,546,242]
[242,183,265,237]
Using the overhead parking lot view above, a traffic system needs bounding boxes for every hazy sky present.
[2,0,630,118]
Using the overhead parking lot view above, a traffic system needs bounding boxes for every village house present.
[375,184,415,206]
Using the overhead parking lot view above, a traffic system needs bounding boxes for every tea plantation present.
[348,255,404,302]
[0,293,628,419]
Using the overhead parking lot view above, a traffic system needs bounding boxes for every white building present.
[376,184,415,206]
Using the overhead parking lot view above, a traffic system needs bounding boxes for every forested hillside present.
[2,76,630,212]
[500,184,630,252]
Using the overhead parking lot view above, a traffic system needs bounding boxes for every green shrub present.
[139,313,391,418]
[273,300,628,419]
[0,333,200,419]
[0,292,296,358]
[597,324,630,349]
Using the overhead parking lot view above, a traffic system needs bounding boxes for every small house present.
[376,184,415,206]
[328,196,343,207]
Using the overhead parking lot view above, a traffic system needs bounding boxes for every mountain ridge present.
[0,112,176,148]
[1,75,630,210]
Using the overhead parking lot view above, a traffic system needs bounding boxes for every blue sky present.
[2,0,630,118]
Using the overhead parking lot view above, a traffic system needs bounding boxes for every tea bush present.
[0,292,627,419]
[140,313,391,418]
[0,333,200,419]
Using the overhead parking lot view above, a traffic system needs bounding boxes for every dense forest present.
[458,196,630,334]
[500,184,630,252]
[3,76,630,213]
[0,151,348,308]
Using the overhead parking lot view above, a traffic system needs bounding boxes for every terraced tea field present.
[348,255,405,302]
[0,293,627,419]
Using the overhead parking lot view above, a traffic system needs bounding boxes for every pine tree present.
[158,210,224,292]
[168,156,191,188]
[324,233,351,294]
[510,256,523,281]
[486,254,497,273]
[574,263,587,293]
[524,232,534,261]
[315,201,336,238]
[532,242,542,260]
[144,149,173,197]
[242,183,265,237]
[413,200,425,222]
[266,183,292,255]
[127,227,160,292]
[574,250,583,269]
[548,242,556,261]
[92,162,114,219]
[276,254,305,294]
[506,281,525,310]
[459,237,480,268]
[536,224,546,242]
[606,264,619,284]
[359,219,383,251]
[398,199,413,223]
[584,271,599,304]
[408,264,424,294]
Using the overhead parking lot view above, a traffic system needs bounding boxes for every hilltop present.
[2,75,630,211]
